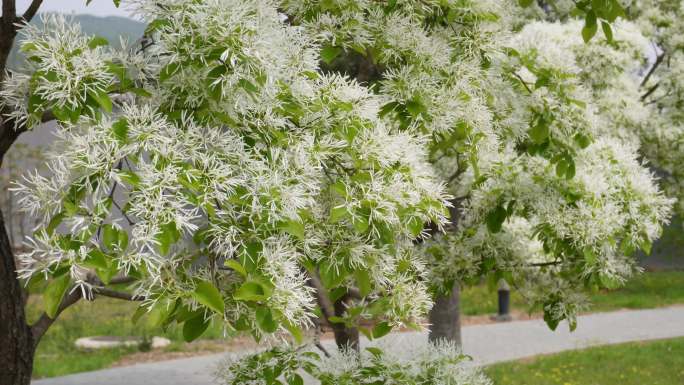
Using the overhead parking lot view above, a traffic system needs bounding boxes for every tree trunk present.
[332,294,360,352]
[0,6,41,384]
[0,205,35,385]
[428,283,462,346]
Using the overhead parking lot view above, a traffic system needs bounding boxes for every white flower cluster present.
[215,341,491,385]
[509,2,684,219]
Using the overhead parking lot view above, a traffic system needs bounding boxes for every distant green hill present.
[8,14,146,71]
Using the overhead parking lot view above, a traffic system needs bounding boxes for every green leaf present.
[518,0,534,6]
[131,305,147,324]
[130,87,152,98]
[159,62,180,83]
[574,133,591,149]
[28,94,44,114]
[286,374,304,385]
[44,274,71,318]
[183,315,210,342]
[639,239,653,255]
[366,347,383,357]
[146,299,174,328]
[407,217,424,237]
[174,305,199,323]
[556,159,568,178]
[283,320,303,344]
[379,102,399,118]
[240,242,262,273]
[543,311,560,331]
[192,281,225,314]
[329,206,349,223]
[238,78,259,94]
[46,212,65,235]
[601,21,613,42]
[352,217,370,233]
[372,321,392,339]
[234,281,268,302]
[565,159,576,179]
[280,219,305,240]
[96,264,118,285]
[354,269,372,297]
[321,45,342,65]
[582,11,598,43]
[328,287,347,303]
[223,259,247,277]
[118,170,140,187]
[486,205,508,233]
[102,224,120,250]
[156,222,181,255]
[83,249,109,270]
[21,42,38,53]
[599,273,621,289]
[255,307,278,333]
[111,118,129,143]
[88,36,109,49]
[359,326,373,340]
[529,117,550,144]
[405,99,426,118]
[583,248,597,265]
[88,89,113,113]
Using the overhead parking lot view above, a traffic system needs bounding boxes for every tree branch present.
[306,270,335,321]
[315,342,331,358]
[347,287,362,300]
[641,82,660,102]
[21,0,42,24]
[30,273,141,348]
[0,109,55,165]
[640,51,665,88]
[512,72,533,94]
[528,261,562,267]
[109,275,138,285]
[92,287,144,301]
[30,287,82,348]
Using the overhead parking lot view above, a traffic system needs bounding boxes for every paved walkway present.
[34,306,684,385]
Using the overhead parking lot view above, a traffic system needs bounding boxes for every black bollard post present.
[492,279,512,322]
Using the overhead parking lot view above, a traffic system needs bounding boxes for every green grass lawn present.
[486,337,684,385]
[461,270,684,316]
[27,271,684,379]
[26,296,231,378]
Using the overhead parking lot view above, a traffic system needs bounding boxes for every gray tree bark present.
[428,283,462,346]
[332,294,360,352]
[0,205,34,385]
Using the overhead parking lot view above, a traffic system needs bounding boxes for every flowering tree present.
[278,0,672,347]
[0,1,674,385]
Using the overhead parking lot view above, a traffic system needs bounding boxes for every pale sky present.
[13,0,133,18]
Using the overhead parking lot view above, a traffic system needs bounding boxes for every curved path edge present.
[33,306,684,385]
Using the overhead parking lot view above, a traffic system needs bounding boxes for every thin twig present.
[641,82,660,102]
[93,287,145,301]
[315,342,331,358]
[512,72,533,94]
[528,261,562,267]
[640,51,665,88]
